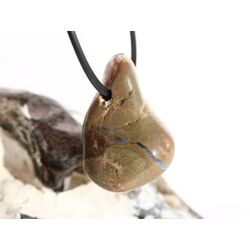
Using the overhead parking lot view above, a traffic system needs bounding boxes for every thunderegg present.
[83,54,175,192]
[0,88,200,218]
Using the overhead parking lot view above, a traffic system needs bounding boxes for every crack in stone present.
[99,89,135,127]
[118,89,133,106]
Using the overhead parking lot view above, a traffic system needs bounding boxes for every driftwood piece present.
[0,89,201,218]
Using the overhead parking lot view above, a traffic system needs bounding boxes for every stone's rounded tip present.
[83,54,174,192]
[102,53,137,93]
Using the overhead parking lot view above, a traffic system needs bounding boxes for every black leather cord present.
[67,31,137,101]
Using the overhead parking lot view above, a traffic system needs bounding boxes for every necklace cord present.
[67,31,136,101]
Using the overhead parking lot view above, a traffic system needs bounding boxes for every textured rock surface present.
[83,54,175,192]
[0,89,84,191]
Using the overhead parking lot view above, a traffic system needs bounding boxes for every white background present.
[0,2,250,220]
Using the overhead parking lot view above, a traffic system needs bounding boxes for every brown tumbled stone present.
[83,54,174,192]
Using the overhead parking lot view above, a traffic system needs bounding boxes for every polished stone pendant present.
[83,54,174,192]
